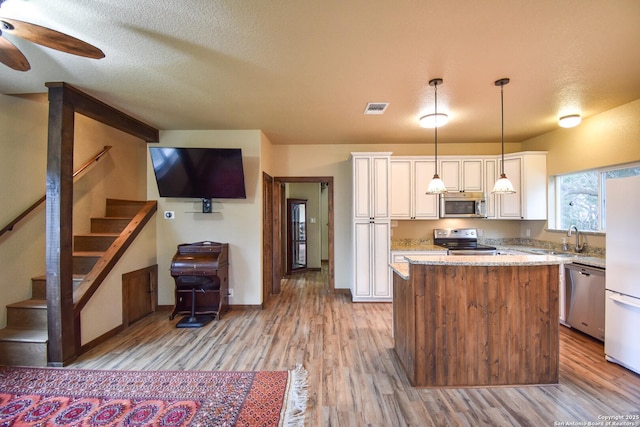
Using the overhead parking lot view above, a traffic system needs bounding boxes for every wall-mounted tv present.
[149,147,247,199]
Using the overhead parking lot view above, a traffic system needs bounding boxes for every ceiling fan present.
[0,0,104,71]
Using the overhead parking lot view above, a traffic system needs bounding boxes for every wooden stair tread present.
[0,328,48,343]
[32,274,85,281]
[6,299,46,309]
[73,251,105,257]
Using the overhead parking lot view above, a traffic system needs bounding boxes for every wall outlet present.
[228,288,233,298]
[525,228,531,237]
[477,228,483,237]
[163,211,175,220]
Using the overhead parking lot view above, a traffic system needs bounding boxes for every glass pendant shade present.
[426,174,448,194]
[491,173,515,194]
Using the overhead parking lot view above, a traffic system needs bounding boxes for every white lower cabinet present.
[353,221,391,301]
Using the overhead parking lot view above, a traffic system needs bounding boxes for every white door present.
[354,221,372,297]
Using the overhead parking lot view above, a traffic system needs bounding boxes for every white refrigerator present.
[605,175,640,374]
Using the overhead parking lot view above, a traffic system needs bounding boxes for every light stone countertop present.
[403,254,571,266]
[389,262,409,280]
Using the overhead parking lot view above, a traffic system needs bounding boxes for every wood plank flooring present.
[70,268,640,426]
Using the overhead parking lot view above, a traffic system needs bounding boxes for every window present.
[555,163,640,232]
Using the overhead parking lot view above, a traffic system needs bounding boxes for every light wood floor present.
[70,269,640,426]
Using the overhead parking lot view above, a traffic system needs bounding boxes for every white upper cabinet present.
[439,158,484,192]
[352,153,391,220]
[390,157,439,220]
[385,152,546,221]
[484,159,497,219]
[495,152,547,220]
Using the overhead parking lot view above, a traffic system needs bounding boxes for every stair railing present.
[0,145,112,239]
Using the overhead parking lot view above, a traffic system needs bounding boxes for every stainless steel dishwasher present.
[565,263,606,341]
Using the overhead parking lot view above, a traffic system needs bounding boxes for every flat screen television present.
[149,147,246,199]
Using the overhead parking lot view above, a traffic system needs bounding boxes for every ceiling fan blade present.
[0,35,30,71]
[1,18,104,59]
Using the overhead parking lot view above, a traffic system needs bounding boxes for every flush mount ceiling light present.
[491,78,516,195]
[419,112,449,128]
[425,78,448,195]
[558,114,582,128]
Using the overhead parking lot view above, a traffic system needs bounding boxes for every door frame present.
[272,176,334,294]
[262,172,274,304]
[286,198,308,275]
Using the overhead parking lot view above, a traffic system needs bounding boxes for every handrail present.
[0,145,112,239]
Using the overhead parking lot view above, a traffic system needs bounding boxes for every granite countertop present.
[390,262,409,280]
[495,245,605,269]
[403,254,571,266]
[389,240,606,269]
[390,240,445,252]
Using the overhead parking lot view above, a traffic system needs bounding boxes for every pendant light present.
[423,78,448,194]
[491,78,516,194]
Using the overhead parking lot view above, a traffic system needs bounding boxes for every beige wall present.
[0,95,48,328]
[148,130,263,306]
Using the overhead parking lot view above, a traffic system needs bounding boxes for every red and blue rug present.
[0,365,307,426]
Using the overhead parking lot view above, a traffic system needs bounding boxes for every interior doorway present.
[270,176,334,295]
[287,198,308,274]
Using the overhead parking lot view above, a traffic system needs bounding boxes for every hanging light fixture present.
[491,78,516,194]
[423,78,448,194]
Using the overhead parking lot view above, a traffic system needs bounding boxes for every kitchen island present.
[391,254,567,387]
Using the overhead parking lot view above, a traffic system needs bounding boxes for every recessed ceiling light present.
[558,114,582,128]
[364,102,389,114]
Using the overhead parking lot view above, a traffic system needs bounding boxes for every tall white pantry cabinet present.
[351,153,392,302]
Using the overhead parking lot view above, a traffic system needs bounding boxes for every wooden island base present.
[393,261,559,387]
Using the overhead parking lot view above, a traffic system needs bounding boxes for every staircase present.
[0,199,153,367]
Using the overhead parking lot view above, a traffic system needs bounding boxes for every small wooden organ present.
[169,241,229,327]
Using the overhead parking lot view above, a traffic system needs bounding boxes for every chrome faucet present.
[567,225,585,253]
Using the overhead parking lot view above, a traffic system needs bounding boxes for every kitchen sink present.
[528,249,580,257]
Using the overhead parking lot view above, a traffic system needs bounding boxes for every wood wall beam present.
[46,85,77,366]
[45,82,159,143]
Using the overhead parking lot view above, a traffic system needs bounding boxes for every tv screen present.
[149,147,247,199]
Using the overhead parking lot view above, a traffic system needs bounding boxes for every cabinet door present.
[354,221,372,297]
[372,221,391,298]
[372,157,390,219]
[498,157,522,218]
[439,160,460,191]
[390,160,412,219]
[462,160,483,192]
[414,160,439,218]
[353,157,372,220]
[484,159,497,218]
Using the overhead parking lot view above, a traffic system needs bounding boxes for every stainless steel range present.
[434,228,497,255]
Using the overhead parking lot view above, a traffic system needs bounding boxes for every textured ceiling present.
[1,0,639,145]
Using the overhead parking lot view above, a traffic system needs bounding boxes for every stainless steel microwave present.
[440,192,487,218]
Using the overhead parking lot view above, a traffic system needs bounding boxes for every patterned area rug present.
[0,365,307,426]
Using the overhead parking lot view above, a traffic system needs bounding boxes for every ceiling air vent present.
[364,102,389,115]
